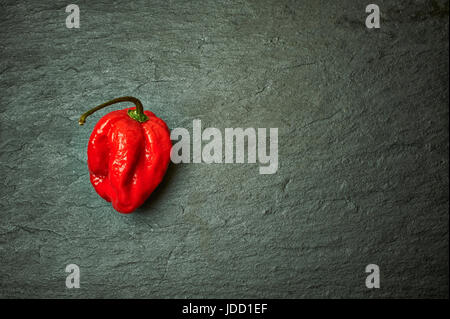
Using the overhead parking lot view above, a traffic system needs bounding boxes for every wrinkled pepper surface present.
[79,97,171,214]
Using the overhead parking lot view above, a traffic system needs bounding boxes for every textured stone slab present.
[0,0,448,298]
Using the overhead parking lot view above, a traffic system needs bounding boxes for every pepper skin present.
[79,97,171,214]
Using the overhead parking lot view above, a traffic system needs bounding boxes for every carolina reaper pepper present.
[78,96,172,214]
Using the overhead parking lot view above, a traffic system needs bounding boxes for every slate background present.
[0,0,448,298]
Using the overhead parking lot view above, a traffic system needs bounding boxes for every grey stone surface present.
[0,0,448,298]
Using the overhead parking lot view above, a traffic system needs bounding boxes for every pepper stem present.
[78,96,149,125]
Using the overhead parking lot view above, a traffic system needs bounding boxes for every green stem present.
[78,96,148,125]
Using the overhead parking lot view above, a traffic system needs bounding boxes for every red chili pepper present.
[79,97,171,214]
